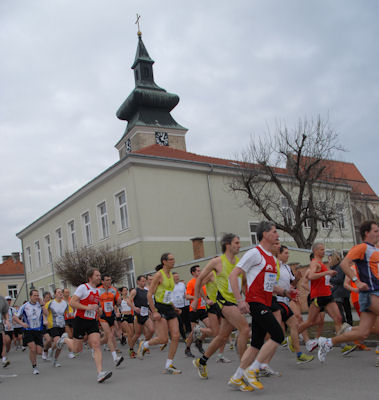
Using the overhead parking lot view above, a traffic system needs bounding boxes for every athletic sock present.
[248,360,261,371]
[232,367,244,379]
[143,341,149,349]
[112,351,118,361]
[199,355,208,365]
[165,359,173,369]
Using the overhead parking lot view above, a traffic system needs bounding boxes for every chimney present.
[11,252,20,263]
[2,255,11,262]
[190,237,205,260]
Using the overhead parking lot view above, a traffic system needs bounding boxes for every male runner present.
[192,233,250,383]
[13,289,48,375]
[2,296,14,367]
[69,268,112,383]
[185,265,212,356]
[98,274,124,367]
[172,272,188,342]
[63,288,76,358]
[229,221,287,392]
[0,296,10,370]
[129,275,154,358]
[318,220,379,365]
[138,253,182,374]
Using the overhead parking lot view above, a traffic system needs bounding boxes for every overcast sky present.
[1,0,378,257]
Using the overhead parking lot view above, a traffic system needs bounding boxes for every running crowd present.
[0,220,378,391]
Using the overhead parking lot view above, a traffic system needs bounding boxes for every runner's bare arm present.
[147,271,162,312]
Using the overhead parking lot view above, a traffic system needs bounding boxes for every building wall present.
[0,276,26,306]
[19,159,355,291]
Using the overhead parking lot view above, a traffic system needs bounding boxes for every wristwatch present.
[351,276,358,283]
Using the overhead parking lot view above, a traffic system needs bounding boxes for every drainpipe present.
[207,164,219,253]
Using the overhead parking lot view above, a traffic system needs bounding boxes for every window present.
[67,220,77,251]
[249,222,258,245]
[281,197,294,226]
[115,191,129,231]
[34,241,41,268]
[319,202,331,229]
[26,247,32,272]
[56,228,63,257]
[8,285,17,299]
[336,203,345,230]
[97,202,109,239]
[124,258,136,289]
[45,235,52,264]
[82,212,92,246]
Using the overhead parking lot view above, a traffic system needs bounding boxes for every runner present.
[41,292,53,361]
[192,233,250,383]
[138,253,182,374]
[297,243,345,342]
[275,246,314,365]
[118,287,135,357]
[172,272,188,343]
[13,289,48,375]
[98,274,124,367]
[129,275,154,358]
[185,265,212,356]
[44,288,70,367]
[0,296,11,369]
[2,297,14,367]
[69,268,112,383]
[63,288,76,358]
[229,221,286,392]
[318,220,379,365]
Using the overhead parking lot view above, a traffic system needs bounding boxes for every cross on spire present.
[135,13,141,37]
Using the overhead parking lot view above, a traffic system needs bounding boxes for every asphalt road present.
[0,341,378,400]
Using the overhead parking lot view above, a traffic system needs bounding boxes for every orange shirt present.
[98,285,120,317]
[186,278,206,311]
[350,265,359,304]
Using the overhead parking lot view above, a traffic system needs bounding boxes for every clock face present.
[125,139,131,153]
[155,131,169,146]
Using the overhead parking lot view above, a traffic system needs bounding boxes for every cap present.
[5,296,12,300]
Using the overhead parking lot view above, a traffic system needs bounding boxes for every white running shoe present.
[47,348,53,361]
[57,333,68,350]
[42,351,47,361]
[33,367,40,375]
[318,337,332,363]
[97,370,112,383]
[68,352,76,359]
[52,359,61,367]
[217,354,232,363]
[305,339,318,352]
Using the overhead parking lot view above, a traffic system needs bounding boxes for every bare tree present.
[55,246,129,287]
[229,116,349,249]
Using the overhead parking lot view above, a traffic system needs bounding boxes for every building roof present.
[0,257,24,276]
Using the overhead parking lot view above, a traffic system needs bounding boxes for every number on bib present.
[84,309,96,319]
[163,290,173,304]
[264,272,276,292]
[104,301,114,313]
[140,306,149,316]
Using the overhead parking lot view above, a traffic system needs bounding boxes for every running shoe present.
[120,335,127,345]
[376,345,379,355]
[41,351,47,361]
[137,341,148,359]
[129,349,136,359]
[287,336,295,353]
[228,377,254,392]
[217,354,232,363]
[57,333,68,350]
[318,337,332,363]
[164,364,182,375]
[68,352,76,359]
[305,339,318,352]
[47,348,53,360]
[160,343,167,351]
[354,342,370,351]
[193,358,208,379]
[2,359,10,368]
[52,359,61,367]
[33,367,40,375]
[195,339,205,354]
[193,324,202,341]
[341,344,357,356]
[185,347,195,358]
[97,370,112,383]
[229,343,235,350]
[258,365,282,377]
[337,323,352,335]
[145,348,150,354]
[115,355,124,367]
[243,369,264,389]
[297,353,314,364]
[281,337,287,347]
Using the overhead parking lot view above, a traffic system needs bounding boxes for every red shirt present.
[310,261,332,299]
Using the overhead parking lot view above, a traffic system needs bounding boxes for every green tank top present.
[205,271,218,303]
[215,254,240,304]
[155,269,175,304]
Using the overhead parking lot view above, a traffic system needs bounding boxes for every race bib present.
[264,272,276,292]
[163,290,173,304]
[104,301,114,313]
[174,295,184,308]
[56,315,65,327]
[200,297,206,307]
[30,315,40,329]
[140,306,149,316]
[84,309,96,319]
[325,275,331,286]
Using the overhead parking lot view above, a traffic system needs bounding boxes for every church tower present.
[115,31,187,159]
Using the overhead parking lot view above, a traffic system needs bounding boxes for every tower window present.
[143,67,149,78]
